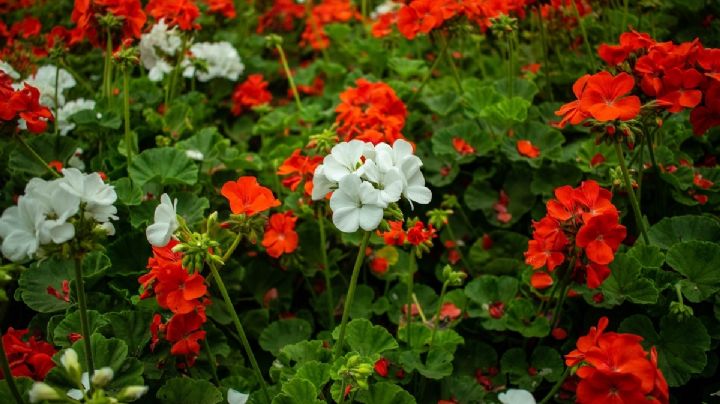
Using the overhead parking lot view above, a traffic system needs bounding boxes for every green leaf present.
[53,310,108,348]
[279,340,330,365]
[431,121,496,159]
[648,215,720,249]
[422,92,460,116]
[619,315,710,387]
[601,253,659,305]
[157,377,223,404]
[627,245,665,268]
[465,275,519,305]
[16,258,72,313]
[484,97,531,129]
[0,377,33,403]
[294,361,331,391]
[388,57,428,79]
[332,319,398,358]
[399,348,454,379]
[259,319,313,356]
[9,134,77,177]
[105,310,153,357]
[176,192,210,225]
[666,241,720,302]
[273,377,323,404]
[348,285,376,320]
[113,177,143,206]
[128,147,198,186]
[356,382,415,404]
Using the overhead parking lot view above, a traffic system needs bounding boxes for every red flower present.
[262,212,299,258]
[374,358,390,377]
[300,0,359,50]
[277,149,322,196]
[525,232,567,271]
[438,302,462,320]
[397,0,458,40]
[7,84,54,133]
[452,137,475,155]
[693,172,714,189]
[488,301,505,319]
[598,31,655,66]
[371,12,397,38]
[406,221,436,246]
[146,0,200,30]
[221,176,280,216]
[1,328,56,381]
[578,72,641,122]
[204,0,235,19]
[256,0,305,34]
[165,310,207,363]
[154,266,207,314]
[516,140,540,158]
[231,74,272,115]
[378,221,406,246]
[370,257,389,275]
[555,74,591,128]
[530,271,554,290]
[335,79,407,144]
[690,82,720,135]
[576,213,626,265]
[71,0,147,47]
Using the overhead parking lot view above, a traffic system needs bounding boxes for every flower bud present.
[91,366,115,388]
[116,385,150,402]
[29,383,60,403]
[61,348,82,380]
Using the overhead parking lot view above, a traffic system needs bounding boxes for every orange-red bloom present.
[277,149,323,196]
[335,79,407,144]
[452,137,475,155]
[231,74,273,116]
[221,176,280,216]
[1,328,56,381]
[575,213,626,265]
[378,220,406,246]
[204,0,235,19]
[579,72,641,122]
[397,0,459,40]
[262,212,298,258]
[71,0,146,47]
[146,0,200,30]
[516,140,540,158]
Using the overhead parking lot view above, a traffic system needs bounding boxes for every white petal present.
[332,206,360,233]
[357,205,383,231]
[406,186,432,205]
[498,389,536,404]
[146,222,172,247]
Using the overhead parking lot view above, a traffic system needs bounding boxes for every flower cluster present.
[203,0,235,19]
[56,99,96,136]
[262,211,299,259]
[222,176,281,216]
[277,149,323,197]
[379,219,436,252]
[300,0,359,50]
[312,139,431,233]
[524,180,626,290]
[0,71,53,133]
[140,239,209,366]
[335,79,408,144]
[256,0,305,34]
[231,74,273,116]
[565,317,669,404]
[0,168,118,262]
[182,41,244,82]
[70,0,147,47]
[139,19,183,82]
[146,0,200,31]
[22,65,76,109]
[1,328,56,381]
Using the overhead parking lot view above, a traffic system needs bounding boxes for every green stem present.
[73,255,95,383]
[275,44,302,111]
[440,36,464,94]
[207,261,271,404]
[407,34,449,105]
[646,129,659,173]
[571,0,595,65]
[551,254,576,328]
[614,142,649,244]
[445,223,472,271]
[166,35,189,105]
[54,64,60,136]
[338,380,347,404]
[0,332,24,404]
[103,28,113,100]
[333,231,371,359]
[538,366,570,404]
[506,33,514,98]
[122,67,133,166]
[202,338,220,385]
[404,248,417,347]
[535,7,554,101]
[15,135,60,178]
[317,206,335,328]
[221,233,243,263]
[429,281,449,348]
[621,0,630,33]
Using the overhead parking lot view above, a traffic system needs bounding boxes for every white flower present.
[183,41,244,82]
[360,159,403,205]
[98,222,116,236]
[58,168,118,224]
[117,385,150,401]
[146,194,178,247]
[371,0,401,18]
[185,149,204,161]
[329,174,385,233]
[370,140,431,206]
[227,389,249,404]
[25,178,80,245]
[498,389,536,404]
[29,382,60,403]
[139,19,183,82]
[57,98,96,136]
[322,140,372,183]
[67,372,91,400]
[22,65,76,108]
[69,148,85,170]
[0,60,20,79]
[91,367,114,388]
[311,165,334,201]
[0,197,45,261]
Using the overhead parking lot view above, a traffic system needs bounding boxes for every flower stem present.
[207,261,270,404]
[221,233,243,263]
[122,67,133,166]
[538,366,570,404]
[404,248,417,347]
[317,205,335,328]
[571,0,594,65]
[54,64,60,136]
[429,281,449,348]
[0,332,24,404]
[73,255,95,383]
[407,34,449,105]
[614,141,649,244]
[103,28,113,100]
[333,231,371,359]
[275,43,302,111]
[202,338,220,385]
[166,34,189,105]
[14,135,60,178]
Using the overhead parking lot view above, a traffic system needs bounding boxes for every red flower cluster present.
[335,79,408,144]
[262,211,299,258]
[379,220,436,248]
[524,180,626,290]
[146,0,200,31]
[1,328,56,381]
[565,317,669,404]
[277,149,323,196]
[0,73,53,133]
[70,0,146,47]
[452,137,475,156]
[231,74,273,116]
[221,176,280,216]
[140,240,209,366]
[539,0,591,28]
[203,0,235,19]
[256,0,305,34]
[300,0,359,50]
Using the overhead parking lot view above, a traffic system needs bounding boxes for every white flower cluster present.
[312,139,431,233]
[57,98,96,136]
[22,65,76,108]
[183,41,244,82]
[139,19,183,82]
[0,169,118,262]
[371,0,401,18]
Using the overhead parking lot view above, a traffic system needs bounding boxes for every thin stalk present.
[429,281,449,347]
[15,135,60,178]
[441,36,465,94]
[275,44,302,111]
[207,261,270,404]
[202,338,220,385]
[551,255,576,328]
[166,35,189,105]
[338,380,347,404]
[571,0,594,65]
[333,231,371,359]
[103,29,113,100]
[445,223,472,271]
[621,0,630,33]
[221,233,243,262]
[53,64,60,136]
[0,333,24,404]
[317,205,335,328]
[73,256,95,382]
[506,33,514,98]
[646,130,659,173]
[122,67,133,165]
[614,142,649,244]
[539,366,570,404]
[407,35,449,105]
[404,248,417,347]
[535,8,554,101]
